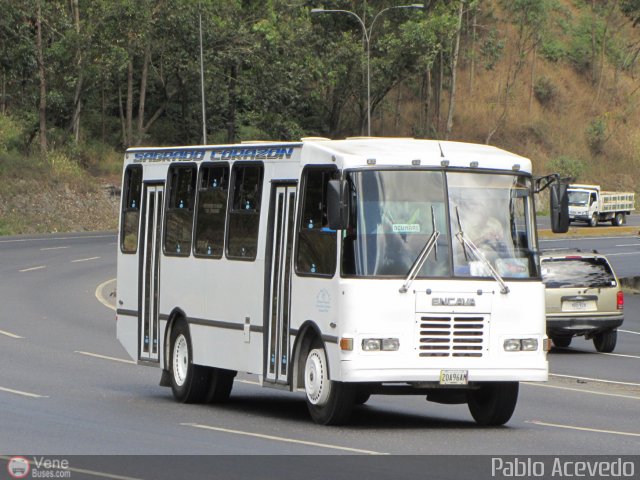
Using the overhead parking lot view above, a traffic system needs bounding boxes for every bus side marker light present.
[340,338,353,351]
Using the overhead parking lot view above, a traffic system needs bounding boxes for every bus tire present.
[593,329,617,353]
[304,347,355,425]
[467,382,519,426]
[206,368,237,403]
[169,319,211,403]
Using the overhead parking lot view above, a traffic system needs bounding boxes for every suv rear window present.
[541,257,616,289]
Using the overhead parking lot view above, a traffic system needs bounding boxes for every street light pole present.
[311,4,423,136]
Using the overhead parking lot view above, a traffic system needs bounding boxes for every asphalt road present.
[1,232,639,479]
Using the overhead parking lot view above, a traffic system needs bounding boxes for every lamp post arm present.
[312,9,369,43]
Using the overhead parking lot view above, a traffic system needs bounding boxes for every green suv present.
[541,250,624,353]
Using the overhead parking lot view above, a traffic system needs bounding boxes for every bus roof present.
[303,138,531,172]
[125,137,532,173]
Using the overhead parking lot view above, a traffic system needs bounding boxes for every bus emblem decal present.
[432,297,475,307]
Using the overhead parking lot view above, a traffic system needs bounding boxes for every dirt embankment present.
[0,179,120,234]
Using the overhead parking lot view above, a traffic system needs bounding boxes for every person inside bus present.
[470,216,511,261]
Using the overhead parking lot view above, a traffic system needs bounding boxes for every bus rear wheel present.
[304,347,355,425]
[169,320,211,403]
[467,382,519,426]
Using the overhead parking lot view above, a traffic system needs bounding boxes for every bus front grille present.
[417,315,485,357]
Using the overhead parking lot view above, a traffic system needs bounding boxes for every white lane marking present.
[615,243,640,247]
[0,386,48,398]
[526,420,640,438]
[182,423,386,455]
[0,329,23,339]
[549,373,640,387]
[95,278,116,312]
[540,236,637,243]
[574,350,640,360]
[40,246,70,251]
[235,379,260,386]
[75,351,136,365]
[19,265,46,272]
[603,252,640,257]
[0,234,116,244]
[72,256,101,263]
[524,382,640,400]
[0,456,142,480]
[620,329,640,335]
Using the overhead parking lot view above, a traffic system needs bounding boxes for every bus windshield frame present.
[340,168,539,280]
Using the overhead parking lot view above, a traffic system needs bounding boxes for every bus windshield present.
[342,170,538,279]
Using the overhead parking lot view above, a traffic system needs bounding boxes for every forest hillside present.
[1,0,639,234]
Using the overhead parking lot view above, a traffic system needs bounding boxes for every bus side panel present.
[289,276,343,380]
[182,260,266,373]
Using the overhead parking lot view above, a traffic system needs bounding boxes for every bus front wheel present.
[169,320,211,403]
[467,382,519,426]
[304,347,355,425]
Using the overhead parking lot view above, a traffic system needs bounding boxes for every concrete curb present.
[96,278,117,311]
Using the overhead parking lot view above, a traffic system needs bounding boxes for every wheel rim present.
[305,349,330,406]
[173,334,189,387]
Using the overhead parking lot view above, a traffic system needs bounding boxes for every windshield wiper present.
[454,207,509,294]
[399,206,439,294]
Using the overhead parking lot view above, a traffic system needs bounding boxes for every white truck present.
[567,184,635,227]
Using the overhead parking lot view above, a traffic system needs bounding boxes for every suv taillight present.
[617,291,624,310]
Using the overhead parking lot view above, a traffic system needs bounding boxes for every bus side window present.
[164,164,196,256]
[227,163,263,260]
[295,166,338,276]
[194,163,229,258]
[120,165,142,254]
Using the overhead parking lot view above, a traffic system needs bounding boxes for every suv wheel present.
[593,329,617,353]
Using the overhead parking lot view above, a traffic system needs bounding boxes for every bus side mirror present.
[550,183,569,233]
[327,179,348,230]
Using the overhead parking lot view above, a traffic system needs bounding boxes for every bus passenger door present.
[139,184,163,362]
[265,184,297,384]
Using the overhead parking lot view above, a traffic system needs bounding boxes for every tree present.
[35,0,47,154]
[485,0,552,144]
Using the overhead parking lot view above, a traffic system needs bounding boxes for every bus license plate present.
[439,370,468,385]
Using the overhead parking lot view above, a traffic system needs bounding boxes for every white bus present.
[116,137,568,426]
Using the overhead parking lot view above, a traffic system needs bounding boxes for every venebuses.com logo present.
[7,456,71,478]
[7,457,30,479]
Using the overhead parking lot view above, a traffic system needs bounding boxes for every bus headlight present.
[362,338,400,352]
[521,338,538,351]
[504,338,539,351]
[503,339,521,351]
[382,338,400,351]
[362,339,381,351]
